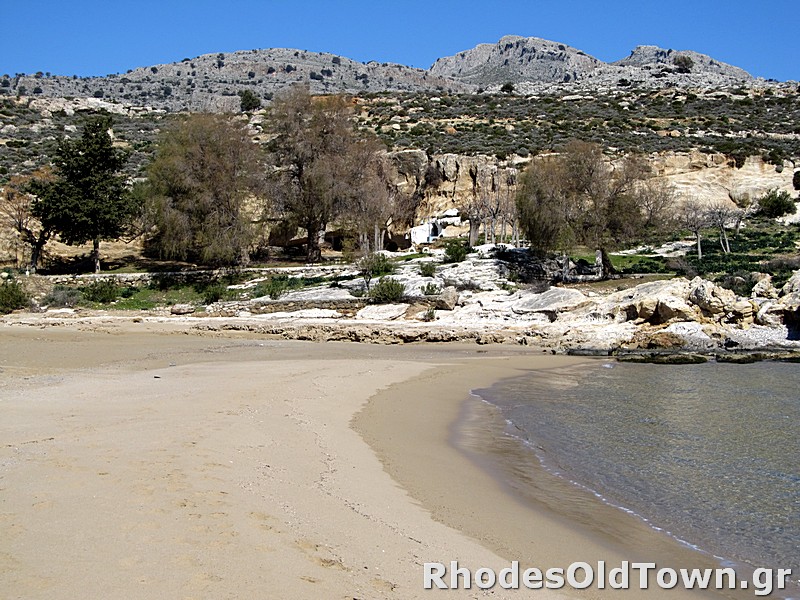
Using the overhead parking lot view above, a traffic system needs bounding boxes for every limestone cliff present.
[386,150,797,225]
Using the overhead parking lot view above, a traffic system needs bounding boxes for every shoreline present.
[355,352,762,599]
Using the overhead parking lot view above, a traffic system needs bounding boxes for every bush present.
[238,89,261,112]
[202,283,228,304]
[419,261,437,277]
[359,252,395,276]
[42,285,82,307]
[443,239,470,263]
[0,279,30,313]
[422,282,441,295]
[82,279,120,303]
[793,170,800,191]
[757,188,796,218]
[369,277,405,303]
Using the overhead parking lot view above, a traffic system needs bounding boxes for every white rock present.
[356,304,408,321]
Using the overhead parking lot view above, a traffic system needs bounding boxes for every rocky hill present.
[2,48,471,113]
[430,35,756,93]
[428,36,606,86]
[0,35,777,112]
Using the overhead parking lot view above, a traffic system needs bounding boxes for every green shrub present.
[252,274,322,300]
[420,307,436,321]
[82,279,120,303]
[443,239,470,263]
[42,285,82,307]
[369,277,405,303]
[202,283,228,304]
[0,280,30,313]
[359,252,395,276]
[757,188,796,218]
[422,282,441,295]
[419,261,437,277]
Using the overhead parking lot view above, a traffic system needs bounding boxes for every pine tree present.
[33,115,135,272]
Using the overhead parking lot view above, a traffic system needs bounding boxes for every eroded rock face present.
[386,149,795,234]
[689,277,737,316]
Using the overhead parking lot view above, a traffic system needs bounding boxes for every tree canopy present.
[516,140,675,260]
[143,113,266,266]
[31,115,135,272]
[266,85,388,262]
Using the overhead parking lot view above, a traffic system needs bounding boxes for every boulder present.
[655,296,697,323]
[731,299,755,323]
[755,301,784,327]
[780,270,800,296]
[170,303,195,315]
[603,278,692,323]
[751,273,778,299]
[688,277,736,316]
[435,286,460,310]
[511,287,590,316]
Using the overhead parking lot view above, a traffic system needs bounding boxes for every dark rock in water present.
[566,348,612,356]
[715,353,767,364]
[616,353,708,365]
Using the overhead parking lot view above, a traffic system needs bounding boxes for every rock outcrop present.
[11,258,800,357]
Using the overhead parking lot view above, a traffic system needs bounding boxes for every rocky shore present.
[5,252,800,362]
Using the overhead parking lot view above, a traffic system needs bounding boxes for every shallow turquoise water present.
[476,360,800,578]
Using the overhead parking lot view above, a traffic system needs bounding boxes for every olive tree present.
[0,168,55,271]
[266,86,386,262]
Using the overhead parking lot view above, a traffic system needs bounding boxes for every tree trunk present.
[599,248,617,280]
[29,244,41,274]
[695,231,703,261]
[92,237,101,273]
[721,226,730,254]
[373,223,381,252]
[468,218,480,248]
[305,225,322,263]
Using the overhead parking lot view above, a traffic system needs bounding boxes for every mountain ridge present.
[0,35,777,112]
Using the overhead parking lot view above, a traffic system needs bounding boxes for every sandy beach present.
[1,323,738,599]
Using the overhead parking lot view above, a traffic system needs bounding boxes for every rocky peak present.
[615,45,753,81]
[429,35,607,85]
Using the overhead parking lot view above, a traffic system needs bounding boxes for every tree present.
[0,168,55,271]
[143,114,266,266]
[756,188,796,218]
[515,155,575,256]
[31,116,134,272]
[516,141,666,263]
[267,85,385,262]
[238,89,262,112]
[679,197,710,261]
[348,152,416,253]
[705,200,743,254]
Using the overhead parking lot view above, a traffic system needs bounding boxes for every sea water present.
[475,360,799,581]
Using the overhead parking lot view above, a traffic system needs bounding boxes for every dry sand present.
[0,324,731,598]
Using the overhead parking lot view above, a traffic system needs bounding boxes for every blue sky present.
[2,0,797,81]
